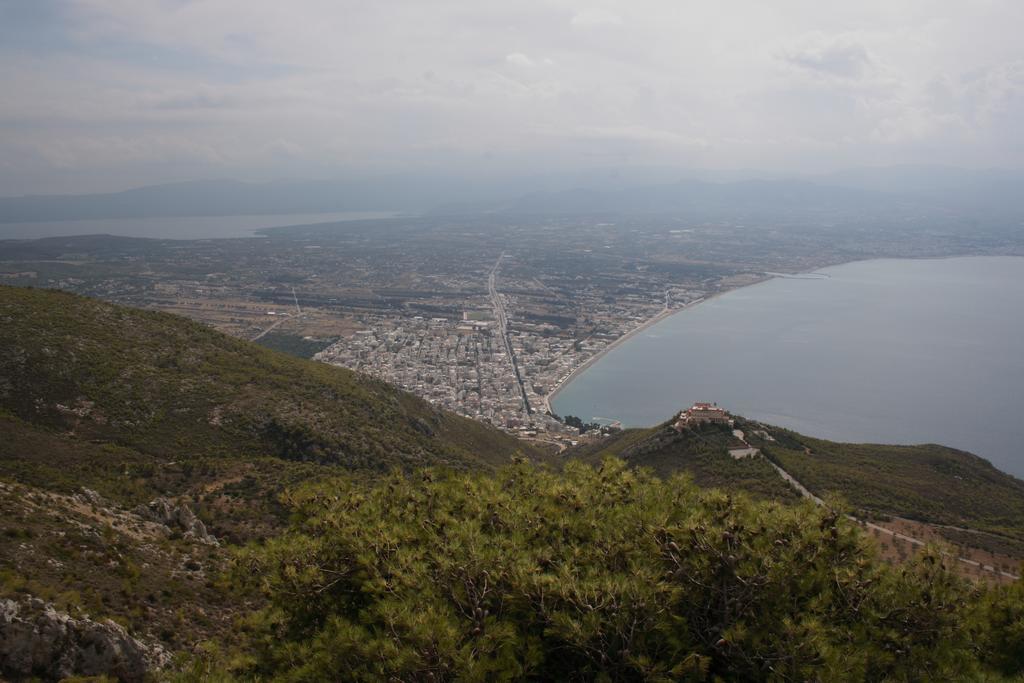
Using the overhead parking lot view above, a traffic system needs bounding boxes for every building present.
[674,402,732,430]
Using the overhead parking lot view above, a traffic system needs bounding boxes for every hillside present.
[567,420,799,500]
[0,285,548,673]
[0,285,536,474]
[750,427,1024,541]
[568,417,1024,548]
[0,283,541,595]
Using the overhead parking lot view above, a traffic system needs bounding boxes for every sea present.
[0,211,397,240]
[552,256,1024,478]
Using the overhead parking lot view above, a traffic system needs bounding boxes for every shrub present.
[229,460,985,681]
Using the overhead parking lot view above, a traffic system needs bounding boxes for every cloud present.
[885,60,1024,146]
[570,8,622,29]
[504,52,536,68]
[31,134,229,169]
[1,1,1023,192]
[573,125,708,148]
[149,87,237,111]
[780,33,875,79]
[958,61,1024,125]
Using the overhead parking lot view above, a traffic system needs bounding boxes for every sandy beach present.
[540,306,678,414]
[541,279,747,415]
[541,272,780,416]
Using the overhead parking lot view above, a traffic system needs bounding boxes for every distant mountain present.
[434,178,912,216]
[0,179,389,223]
[0,175,508,222]
[0,167,798,223]
[5,166,1022,223]
[0,171,708,223]
[816,165,1024,215]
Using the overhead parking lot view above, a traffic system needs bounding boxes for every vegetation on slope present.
[0,478,238,653]
[0,285,547,664]
[0,408,341,655]
[751,427,1024,541]
[197,459,1024,681]
[568,422,800,501]
[570,416,1024,545]
[0,411,329,543]
[0,285,536,472]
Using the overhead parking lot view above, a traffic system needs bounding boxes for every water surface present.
[553,256,1024,477]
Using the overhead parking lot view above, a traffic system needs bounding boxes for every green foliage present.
[225,460,994,681]
[978,578,1024,676]
[560,414,603,434]
[254,332,337,359]
[0,412,334,544]
[570,423,799,501]
[756,429,1024,542]
[573,419,1024,548]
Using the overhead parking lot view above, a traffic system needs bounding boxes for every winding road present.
[767,457,1019,580]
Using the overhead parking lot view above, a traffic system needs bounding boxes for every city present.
[2,206,1018,447]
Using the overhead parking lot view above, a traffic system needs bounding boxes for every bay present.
[552,256,1024,477]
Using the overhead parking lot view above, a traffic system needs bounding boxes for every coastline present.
[543,275,773,415]
[542,252,1024,419]
[542,254,1024,480]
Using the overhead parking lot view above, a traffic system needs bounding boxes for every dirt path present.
[767,458,1019,580]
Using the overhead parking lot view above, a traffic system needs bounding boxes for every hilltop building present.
[674,402,732,430]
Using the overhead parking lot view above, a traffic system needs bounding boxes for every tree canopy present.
[215,459,1024,681]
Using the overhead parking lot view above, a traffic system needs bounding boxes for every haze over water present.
[553,256,1024,478]
[0,211,397,240]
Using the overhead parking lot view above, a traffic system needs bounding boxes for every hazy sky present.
[1,0,1022,194]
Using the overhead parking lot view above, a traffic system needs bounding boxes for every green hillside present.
[0,285,546,659]
[0,285,536,474]
[751,428,1024,541]
[568,416,1024,544]
[567,421,800,500]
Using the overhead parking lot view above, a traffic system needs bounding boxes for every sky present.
[1,0,1022,195]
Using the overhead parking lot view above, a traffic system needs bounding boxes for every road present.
[252,287,305,341]
[489,253,532,415]
[766,458,1019,580]
[251,315,288,341]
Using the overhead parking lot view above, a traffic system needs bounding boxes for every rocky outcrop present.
[78,487,104,506]
[70,487,217,545]
[134,497,218,546]
[0,598,169,682]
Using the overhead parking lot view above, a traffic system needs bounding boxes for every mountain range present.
[2,166,1023,224]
